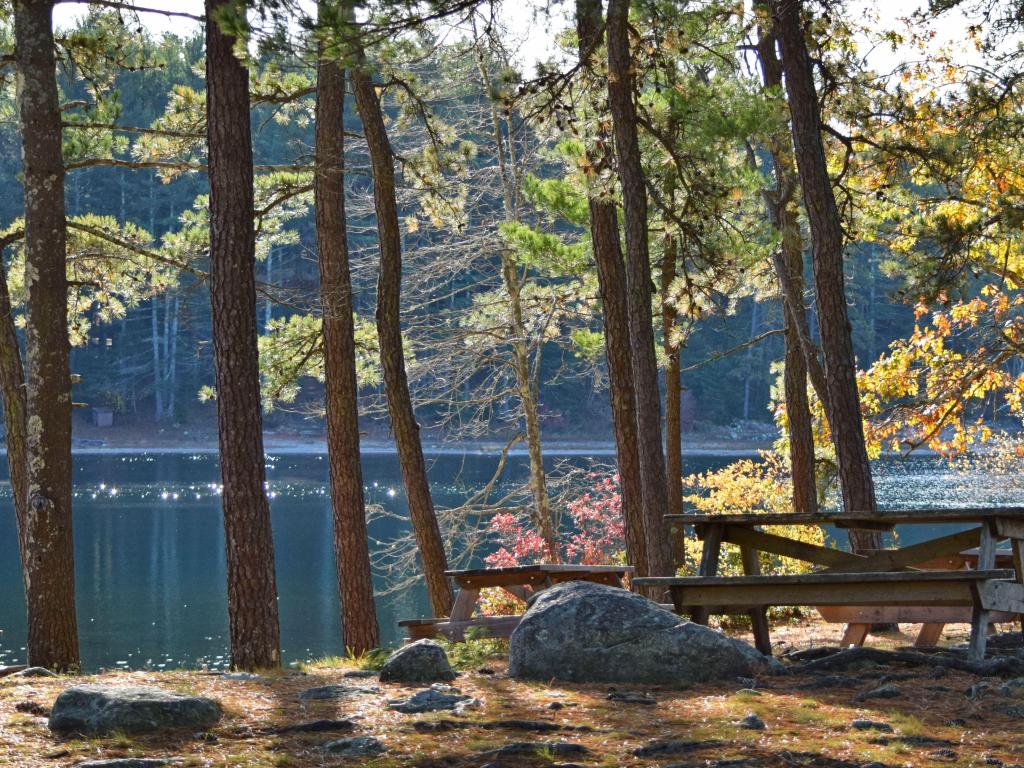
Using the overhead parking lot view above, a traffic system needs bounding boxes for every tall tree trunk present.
[166,293,178,420]
[575,0,648,577]
[606,0,674,577]
[473,40,559,562]
[14,0,80,672]
[205,0,281,669]
[753,16,819,515]
[314,35,380,653]
[151,299,164,421]
[351,58,454,616]
[770,0,879,548]
[661,236,683,521]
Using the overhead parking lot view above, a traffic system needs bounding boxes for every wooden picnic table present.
[400,563,634,641]
[642,507,1024,660]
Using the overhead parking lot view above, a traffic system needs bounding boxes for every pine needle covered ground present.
[2,622,1023,768]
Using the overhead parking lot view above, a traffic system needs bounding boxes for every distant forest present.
[0,22,913,441]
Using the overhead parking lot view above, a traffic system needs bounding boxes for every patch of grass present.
[437,632,508,670]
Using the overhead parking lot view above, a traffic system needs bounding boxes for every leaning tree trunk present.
[0,237,32,631]
[14,0,80,672]
[661,237,684,521]
[753,19,819,515]
[205,0,281,670]
[473,43,560,562]
[314,40,380,654]
[574,0,648,577]
[351,61,454,616]
[770,0,880,550]
[606,0,675,577]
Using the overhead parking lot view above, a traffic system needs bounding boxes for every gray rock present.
[298,684,379,701]
[13,666,58,678]
[739,713,766,730]
[856,683,901,701]
[851,719,893,732]
[388,688,476,713]
[323,736,386,757]
[508,581,775,686]
[48,685,221,735]
[378,639,456,684]
[73,761,174,768]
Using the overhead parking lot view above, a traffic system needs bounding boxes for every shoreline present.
[0,439,774,458]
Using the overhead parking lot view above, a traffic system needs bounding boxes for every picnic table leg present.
[1011,538,1024,640]
[444,587,480,642]
[967,523,997,661]
[841,623,870,647]
[915,622,945,648]
[691,524,723,625]
[740,544,772,656]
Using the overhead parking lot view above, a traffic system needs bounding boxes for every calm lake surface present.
[1,450,1022,671]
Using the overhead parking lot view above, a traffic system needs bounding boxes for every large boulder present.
[508,581,775,686]
[379,639,456,684]
[49,685,221,735]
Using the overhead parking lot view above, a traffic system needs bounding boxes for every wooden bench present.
[635,569,1021,660]
[816,547,1019,646]
[660,507,1024,657]
[400,564,634,642]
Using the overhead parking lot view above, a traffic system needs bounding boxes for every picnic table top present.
[445,564,635,579]
[665,506,1024,527]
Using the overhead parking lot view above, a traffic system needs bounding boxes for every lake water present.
[1,450,1022,671]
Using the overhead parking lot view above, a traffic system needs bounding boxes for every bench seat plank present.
[635,569,1013,587]
[666,507,1024,527]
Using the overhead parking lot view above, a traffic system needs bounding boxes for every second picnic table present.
[400,563,634,641]
[636,507,1024,660]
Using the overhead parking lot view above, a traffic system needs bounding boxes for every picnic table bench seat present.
[634,569,1022,660]
[399,564,634,642]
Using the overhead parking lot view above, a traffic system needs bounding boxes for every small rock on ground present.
[388,688,477,714]
[379,639,456,684]
[739,713,766,730]
[323,736,386,757]
[855,684,901,701]
[298,684,379,701]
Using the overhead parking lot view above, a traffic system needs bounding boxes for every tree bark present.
[574,0,648,577]
[770,0,879,547]
[351,59,454,616]
[315,38,380,654]
[661,236,683,521]
[14,0,80,672]
[205,0,281,670]
[606,0,675,577]
[753,17,818,515]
